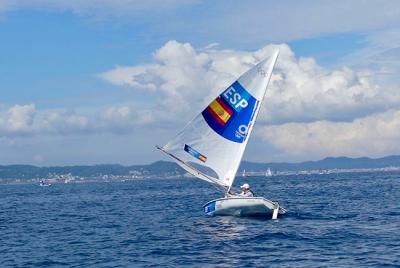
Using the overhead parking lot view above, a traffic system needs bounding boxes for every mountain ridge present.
[1,155,400,179]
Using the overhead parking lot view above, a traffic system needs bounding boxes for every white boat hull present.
[203,197,286,219]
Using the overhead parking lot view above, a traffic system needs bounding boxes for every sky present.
[1,0,400,165]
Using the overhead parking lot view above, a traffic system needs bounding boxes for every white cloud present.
[99,65,157,90]
[3,39,400,160]
[0,105,92,136]
[39,111,91,134]
[7,104,35,131]
[0,104,36,135]
[101,40,400,125]
[263,56,400,124]
[339,28,400,85]
[259,110,400,159]
[98,40,400,159]
[100,40,236,121]
[0,103,157,137]
[202,1,400,43]
[99,105,154,133]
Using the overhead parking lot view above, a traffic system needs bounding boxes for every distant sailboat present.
[265,168,273,177]
[157,50,286,219]
[39,180,51,187]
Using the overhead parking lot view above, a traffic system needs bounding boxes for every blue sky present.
[1,1,400,165]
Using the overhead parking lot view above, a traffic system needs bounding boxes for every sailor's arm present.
[225,190,238,197]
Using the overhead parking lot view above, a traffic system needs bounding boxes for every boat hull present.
[203,197,285,218]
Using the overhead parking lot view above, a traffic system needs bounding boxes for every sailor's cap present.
[240,183,250,189]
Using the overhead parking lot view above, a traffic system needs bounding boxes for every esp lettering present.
[223,87,248,110]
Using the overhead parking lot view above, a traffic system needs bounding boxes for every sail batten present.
[159,51,280,190]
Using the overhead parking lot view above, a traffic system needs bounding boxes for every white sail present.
[158,50,279,190]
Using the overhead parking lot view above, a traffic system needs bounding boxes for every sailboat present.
[39,180,51,187]
[157,50,286,219]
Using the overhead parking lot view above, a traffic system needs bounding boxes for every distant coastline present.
[1,155,400,185]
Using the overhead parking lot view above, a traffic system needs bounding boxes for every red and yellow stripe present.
[206,97,233,125]
[198,155,207,162]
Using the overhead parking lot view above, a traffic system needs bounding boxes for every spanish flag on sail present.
[206,97,233,125]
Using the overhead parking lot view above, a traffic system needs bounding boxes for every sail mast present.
[226,50,280,192]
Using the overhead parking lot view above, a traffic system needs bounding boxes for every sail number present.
[223,87,248,112]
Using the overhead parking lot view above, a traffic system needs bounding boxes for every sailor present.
[239,183,254,197]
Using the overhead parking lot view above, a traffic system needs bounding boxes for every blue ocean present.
[1,172,399,267]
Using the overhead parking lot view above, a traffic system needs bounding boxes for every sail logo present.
[202,81,258,143]
[184,144,207,163]
[235,124,249,139]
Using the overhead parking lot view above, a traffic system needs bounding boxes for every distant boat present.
[64,174,73,183]
[157,50,286,219]
[265,168,273,177]
[39,180,51,187]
